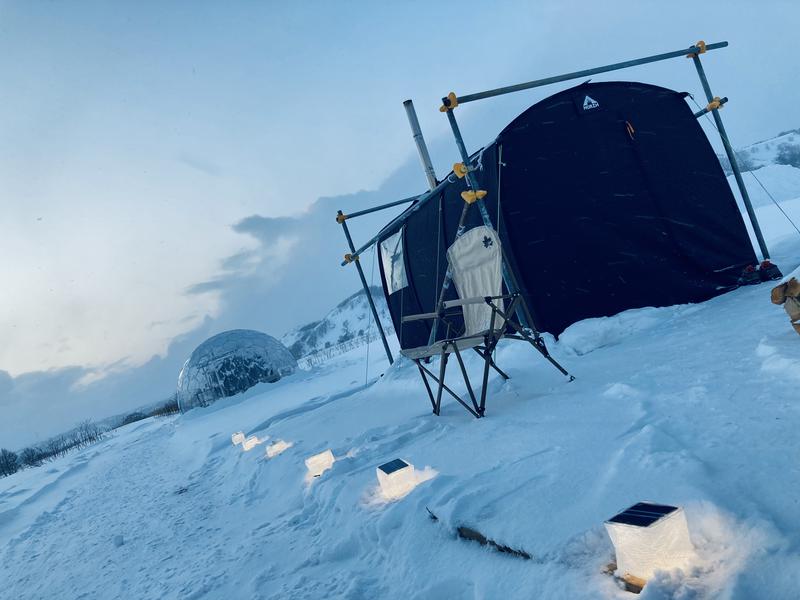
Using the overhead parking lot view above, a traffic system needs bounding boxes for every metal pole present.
[454,42,728,105]
[403,100,438,189]
[345,195,416,220]
[440,109,531,330]
[691,55,770,260]
[337,210,394,364]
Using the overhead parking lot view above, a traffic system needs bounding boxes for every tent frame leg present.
[473,347,509,380]
[477,307,500,415]
[451,343,481,415]
[501,313,574,380]
[417,362,437,413]
[411,294,564,419]
[435,345,449,415]
[415,356,481,418]
[337,211,394,365]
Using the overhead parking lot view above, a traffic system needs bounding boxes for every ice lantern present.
[266,440,292,458]
[242,435,262,451]
[231,432,245,446]
[305,449,335,478]
[377,459,416,499]
[605,502,694,587]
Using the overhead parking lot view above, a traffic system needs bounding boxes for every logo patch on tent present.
[583,95,600,110]
[482,236,494,248]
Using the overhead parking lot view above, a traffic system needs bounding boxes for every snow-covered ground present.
[2,197,800,599]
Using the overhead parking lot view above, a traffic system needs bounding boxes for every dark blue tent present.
[376,81,758,352]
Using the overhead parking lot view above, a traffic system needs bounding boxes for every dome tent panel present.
[176,329,297,413]
[496,81,756,335]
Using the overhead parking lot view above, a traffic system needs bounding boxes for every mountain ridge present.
[280,285,394,360]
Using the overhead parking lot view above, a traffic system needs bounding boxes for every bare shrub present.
[18,447,45,468]
[74,420,104,448]
[121,411,147,426]
[149,396,179,418]
[0,448,19,477]
[776,143,800,168]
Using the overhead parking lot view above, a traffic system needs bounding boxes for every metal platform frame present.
[406,293,571,418]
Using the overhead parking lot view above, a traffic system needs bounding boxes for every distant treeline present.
[0,396,179,479]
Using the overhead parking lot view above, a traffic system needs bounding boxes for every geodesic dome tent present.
[176,329,297,413]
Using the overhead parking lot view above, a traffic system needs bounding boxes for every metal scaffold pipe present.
[403,100,438,190]
[337,210,394,365]
[453,41,728,105]
[341,176,451,266]
[345,195,416,220]
[691,54,770,261]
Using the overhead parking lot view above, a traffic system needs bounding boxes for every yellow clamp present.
[439,92,459,112]
[460,190,487,204]
[344,253,359,264]
[706,96,723,111]
[453,162,469,179]
[336,213,348,224]
[686,40,707,58]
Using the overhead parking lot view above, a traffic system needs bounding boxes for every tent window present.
[380,228,408,294]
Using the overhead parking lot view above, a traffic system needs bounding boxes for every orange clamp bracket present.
[686,40,707,58]
[460,190,487,204]
[439,92,459,112]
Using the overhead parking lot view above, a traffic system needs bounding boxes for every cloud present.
[181,163,423,338]
[0,317,218,450]
[0,159,422,450]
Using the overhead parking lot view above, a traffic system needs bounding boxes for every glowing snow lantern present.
[231,432,245,446]
[305,449,335,478]
[266,440,293,458]
[376,459,416,500]
[242,435,262,451]
[604,502,694,588]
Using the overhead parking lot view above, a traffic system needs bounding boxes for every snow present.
[2,198,800,598]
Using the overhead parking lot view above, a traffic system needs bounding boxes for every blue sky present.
[2,0,799,447]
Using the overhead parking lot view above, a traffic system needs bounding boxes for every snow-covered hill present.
[718,128,800,174]
[281,286,393,360]
[718,128,800,215]
[1,194,799,598]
